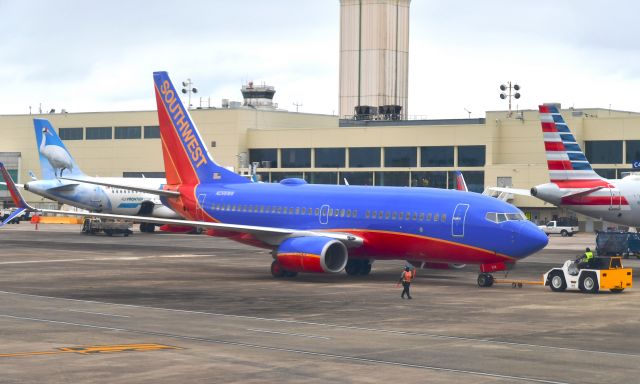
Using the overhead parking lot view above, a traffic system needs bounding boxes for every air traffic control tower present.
[339,0,410,120]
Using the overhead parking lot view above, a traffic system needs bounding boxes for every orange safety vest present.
[402,270,413,283]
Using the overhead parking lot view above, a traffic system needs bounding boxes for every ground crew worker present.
[576,247,594,269]
[398,266,414,299]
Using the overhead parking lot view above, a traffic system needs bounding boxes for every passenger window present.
[340,209,345,217]
[412,212,417,220]
[301,207,306,215]
[315,208,319,215]
[385,211,390,219]
[289,207,294,214]
[366,210,371,219]
[419,213,424,221]
[353,210,357,218]
[398,212,403,220]
[434,213,439,222]
[277,207,282,214]
[346,210,351,218]
[441,214,446,222]
[392,212,397,220]
[426,213,432,221]
[328,208,334,216]
[334,210,340,217]
[372,211,377,219]
[260,206,265,213]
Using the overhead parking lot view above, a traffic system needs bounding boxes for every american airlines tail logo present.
[159,80,208,168]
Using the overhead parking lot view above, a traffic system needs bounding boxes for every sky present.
[1,1,640,119]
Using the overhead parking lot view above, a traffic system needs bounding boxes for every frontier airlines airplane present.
[0,72,548,287]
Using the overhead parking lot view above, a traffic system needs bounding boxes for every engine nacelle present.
[276,236,348,273]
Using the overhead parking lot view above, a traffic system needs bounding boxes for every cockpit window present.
[485,212,527,223]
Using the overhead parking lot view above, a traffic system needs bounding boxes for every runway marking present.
[68,309,130,318]
[0,290,638,360]
[0,343,180,358]
[247,328,331,340]
[0,314,567,384]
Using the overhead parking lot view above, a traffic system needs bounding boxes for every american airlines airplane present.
[491,104,640,227]
[0,72,548,287]
[17,119,181,231]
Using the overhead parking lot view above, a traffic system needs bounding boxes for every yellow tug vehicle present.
[544,256,632,293]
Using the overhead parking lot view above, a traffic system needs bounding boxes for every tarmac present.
[0,223,639,384]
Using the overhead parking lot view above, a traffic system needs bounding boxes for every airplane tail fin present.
[0,163,34,226]
[538,104,604,184]
[33,119,85,179]
[152,71,249,186]
[454,171,468,192]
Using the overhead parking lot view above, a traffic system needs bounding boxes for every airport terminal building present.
[2,104,640,231]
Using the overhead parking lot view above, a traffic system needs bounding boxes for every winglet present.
[455,171,468,192]
[0,163,33,210]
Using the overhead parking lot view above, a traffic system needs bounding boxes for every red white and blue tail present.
[454,171,468,192]
[539,104,604,186]
[153,71,249,186]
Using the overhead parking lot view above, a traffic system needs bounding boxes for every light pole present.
[499,82,521,117]
[181,79,198,109]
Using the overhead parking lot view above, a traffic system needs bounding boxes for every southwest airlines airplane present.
[491,104,640,227]
[0,72,548,287]
[15,119,181,231]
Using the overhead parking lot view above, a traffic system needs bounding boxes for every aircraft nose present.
[513,222,548,258]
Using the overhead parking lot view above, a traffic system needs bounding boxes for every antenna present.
[464,108,472,119]
[499,82,521,117]
[292,102,303,113]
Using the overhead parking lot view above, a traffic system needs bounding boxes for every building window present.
[86,127,112,140]
[585,141,622,164]
[115,126,141,139]
[458,145,485,166]
[349,147,381,167]
[270,172,303,182]
[59,127,83,140]
[375,171,409,186]
[339,172,373,185]
[625,141,640,164]
[421,146,454,167]
[307,172,338,185]
[281,148,311,168]
[412,171,447,188]
[249,148,278,168]
[0,169,17,191]
[384,147,417,167]
[315,148,345,168]
[594,168,616,179]
[144,125,160,139]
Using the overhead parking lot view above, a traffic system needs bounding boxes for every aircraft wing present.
[60,176,180,197]
[0,207,27,227]
[2,163,362,247]
[486,186,531,196]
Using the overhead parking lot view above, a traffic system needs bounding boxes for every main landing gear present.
[140,223,156,233]
[477,273,494,287]
[345,259,372,276]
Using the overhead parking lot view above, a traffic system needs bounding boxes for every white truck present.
[538,221,579,237]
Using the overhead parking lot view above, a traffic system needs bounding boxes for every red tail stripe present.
[551,180,610,188]
[561,195,629,206]
[539,105,550,113]
[547,160,573,170]
[544,142,566,151]
[541,122,557,132]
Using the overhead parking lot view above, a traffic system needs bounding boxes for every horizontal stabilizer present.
[0,181,24,189]
[0,163,34,211]
[47,183,79,192]
[561,186,604,199]
[486,187,531,196]
[60,177,180,197]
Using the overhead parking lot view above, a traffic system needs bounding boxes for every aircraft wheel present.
[284,271,298,278]
[270,261,286,278]
[345,259,362,275]
[359,262,372,275]
[477,273,494,287]
[579,272,599,293]
[548,271,567,292]
[140,223,148,233]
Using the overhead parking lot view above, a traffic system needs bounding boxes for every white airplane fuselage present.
[24,176,180,219]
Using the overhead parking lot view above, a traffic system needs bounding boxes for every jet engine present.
[276,236,348,273]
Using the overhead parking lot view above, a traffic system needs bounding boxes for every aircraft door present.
[609,189,622,211]
[319,204,330,225]
[196,193,206,220]
[452,203,469,237]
